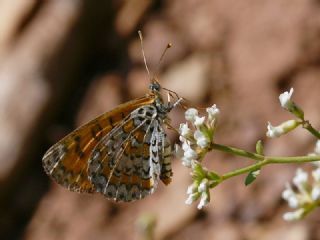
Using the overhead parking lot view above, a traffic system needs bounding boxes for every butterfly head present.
[149,79,161,92]
[148,79,183,117]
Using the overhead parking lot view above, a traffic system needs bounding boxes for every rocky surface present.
[1,0,320,239]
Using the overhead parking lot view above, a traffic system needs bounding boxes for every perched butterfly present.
[42,79,182,202]
[42,32,183,202]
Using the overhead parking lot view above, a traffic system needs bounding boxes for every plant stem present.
[210,143,320,182]
[303,120,320,139]
[210,143,264,161]
[221,160,266,181]
[267,155,320,164]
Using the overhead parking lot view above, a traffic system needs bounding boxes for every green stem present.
[221,155,320,181]
[221,160,266,181]
[303,120,320,139]
[210,143,320,182]
[210,143,264,161]
[267,155,320,164]
[302,201,320,218]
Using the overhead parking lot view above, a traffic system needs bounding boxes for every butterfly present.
[42,77,183,202]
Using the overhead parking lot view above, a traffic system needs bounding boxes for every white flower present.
[185,192,199,205]
[311,186,320,200]
[283,209,305,221]
[312,168,320,182]
[293,168,308,188]
[315,140,320,155]
[182,157,192,167]
[266,120,299,138]
[184,148,198,160]
[206,104,220,120]
[179,135,186,142]
[194,130,209,148]
[194,116,205,127]
[179,123,191,137]
[282,183,295,200]
[283,166,320,220]
[185,108,198,122]
[198,178,209,192]
[287,196,299,208]
[187,183,197,194]
[282,183,300,208]
[282,183,299,208]
[266,122,283,138]
[182,146,198,167]
[279,88,294,110]
[182,141,190,152]
[197,192,209,209]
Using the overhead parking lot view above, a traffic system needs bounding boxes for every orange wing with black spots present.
[42,95,156,193]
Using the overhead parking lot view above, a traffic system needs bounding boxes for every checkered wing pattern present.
[88,104,173,202]
[42,96,155,193]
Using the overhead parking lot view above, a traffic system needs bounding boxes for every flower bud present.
[266,120,300,138]
[185,108,198,122]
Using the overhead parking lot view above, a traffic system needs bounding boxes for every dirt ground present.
[0,1,320,240]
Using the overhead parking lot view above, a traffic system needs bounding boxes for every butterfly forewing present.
[88,104,172,202]
[42,95,156,193]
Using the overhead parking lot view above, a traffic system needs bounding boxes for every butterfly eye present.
[149,82,161,92]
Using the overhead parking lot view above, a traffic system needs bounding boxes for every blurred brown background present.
[0,0,320,239]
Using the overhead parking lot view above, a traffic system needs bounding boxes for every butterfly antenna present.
[152,43,172,81]
[138,30,151,80]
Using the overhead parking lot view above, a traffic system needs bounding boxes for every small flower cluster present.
[185,163,220,209]
[266,88,303,138]
[269,89,320,220]
[179,105,220,209]
[179,105,219,167]
[282,166,320,221]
